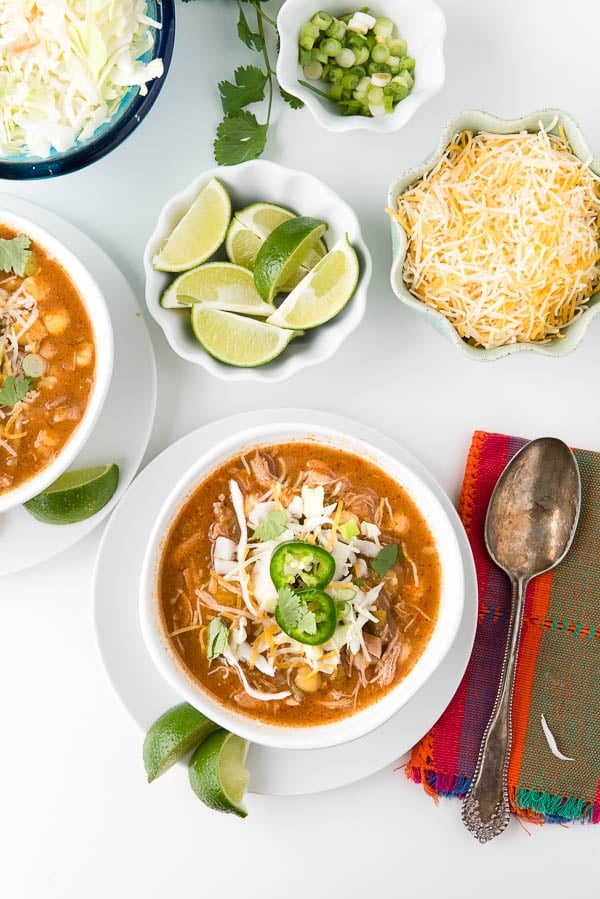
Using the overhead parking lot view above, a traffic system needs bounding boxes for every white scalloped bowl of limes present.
[143,160,372,381]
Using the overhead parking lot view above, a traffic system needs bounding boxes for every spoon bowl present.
[485,438,582,581]
[462,437,581,843]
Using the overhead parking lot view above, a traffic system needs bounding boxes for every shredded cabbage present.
[0,0,164,158]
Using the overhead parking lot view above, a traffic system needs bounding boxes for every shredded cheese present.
[393,128,600,348]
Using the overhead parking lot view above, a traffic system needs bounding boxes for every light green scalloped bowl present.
[387,108,600,360]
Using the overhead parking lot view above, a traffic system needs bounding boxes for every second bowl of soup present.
[0,211,113,513]
[140,424,465,750]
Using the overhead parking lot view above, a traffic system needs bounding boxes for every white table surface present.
[2,1,600,896]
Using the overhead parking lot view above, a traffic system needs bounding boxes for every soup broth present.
[0,225,95,496]
[159,443,442,727]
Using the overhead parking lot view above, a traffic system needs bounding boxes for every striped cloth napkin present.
[408,431,600,824]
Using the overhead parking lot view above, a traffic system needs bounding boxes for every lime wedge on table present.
[189,730,250,818]
[191,305,297,367]
[143,702,218,783]
[267,235,359,330]
[226,202,326,290]
[253,216,328,303]
[152,178,231,272]
[160,262,273,316]
[23,464,119,524]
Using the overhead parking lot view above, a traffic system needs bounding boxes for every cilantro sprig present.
[371,543,400,577]
[276,586,317,636]
[187,0,303,164]
[206,616,230,662]
[0,375,34,407]
[0,234,32,276]
[251,508,288,542]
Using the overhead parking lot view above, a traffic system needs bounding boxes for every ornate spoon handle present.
[462,576,526,843]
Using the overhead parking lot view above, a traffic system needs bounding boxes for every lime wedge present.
[143,703,218,783]
[153,178,231,272]
[23,463,120,524]
[226,202,326,291]
[266,235,359,329]
[160,262,274,316]
[188,730,249,818]
[191,305,297,367]
[253,216,328,303]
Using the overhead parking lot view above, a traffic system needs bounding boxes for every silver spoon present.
[462,437,581,844]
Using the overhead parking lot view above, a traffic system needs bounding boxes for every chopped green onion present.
[371,43,389,63]
[339,519,360,541]
[311,10,333,30]
[22,354,46,378]
[297,8,415,118]
[303,60,323,80]
[373,17,394,39]
[335,47,356,68]
[299,47,312,67]
[321,37,342,56]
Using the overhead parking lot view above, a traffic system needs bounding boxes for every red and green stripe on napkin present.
[408,431,600,824]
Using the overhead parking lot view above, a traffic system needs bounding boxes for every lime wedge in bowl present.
[267,235,359,329]
[160,262,273,316]
[191,305,298,367]
[253,216,327,303]
[189,730,250,818]
[226,202,326,290]
[152,178,231,272]
[23,463,120,524]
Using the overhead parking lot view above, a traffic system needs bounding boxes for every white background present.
[2,0,600,896]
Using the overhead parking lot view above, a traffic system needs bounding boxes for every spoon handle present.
[462,576,526,843]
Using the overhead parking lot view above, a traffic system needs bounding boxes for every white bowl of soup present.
[0,211,113,513]
[139,424,465,751]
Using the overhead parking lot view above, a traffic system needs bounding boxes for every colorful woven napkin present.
[408,431,600,824]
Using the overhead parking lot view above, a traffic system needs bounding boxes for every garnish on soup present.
[158,443,441,726]
[391,126,600,348]
[0,225,95,496]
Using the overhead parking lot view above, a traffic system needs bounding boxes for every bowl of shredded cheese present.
[387,108,600,359]
[0,0,175,179]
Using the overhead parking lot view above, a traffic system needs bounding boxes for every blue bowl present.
[0,0,175,180]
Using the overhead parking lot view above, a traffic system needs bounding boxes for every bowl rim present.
[138,422,465,750]
[0,209,114,513]
[0,0,176,181]
[387,106,600,360]
[276,0,446,134]
[143,158,372,383]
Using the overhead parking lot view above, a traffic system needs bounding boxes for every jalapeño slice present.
[270,541,336,591]
[275,588,337,646]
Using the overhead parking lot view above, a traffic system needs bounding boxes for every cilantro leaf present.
[237,4,264,50]
[214,110,268,165]
[0,375,33,407]
[276,586,317,636]
[252,509,288,542]
[279,87,304,110]
[206,616,229,662]
[0,234,32,276]
[371,544,400,577]
[219,65,267,116]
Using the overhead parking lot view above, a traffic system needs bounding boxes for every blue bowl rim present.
[0,0,175,180]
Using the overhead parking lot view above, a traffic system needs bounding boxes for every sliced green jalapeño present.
[275,589,337,646]
[270,540,336,591]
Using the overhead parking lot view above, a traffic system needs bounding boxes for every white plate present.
[94,409,477,796]
[0,194,157,575]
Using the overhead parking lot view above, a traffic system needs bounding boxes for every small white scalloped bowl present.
[143,161,371,382]
[0,209,113,514]
[388,107,600,360]
[139,422,465,751]
[276,0,446,133]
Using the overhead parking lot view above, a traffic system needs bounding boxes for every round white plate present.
[0,194,157,575]
[94,409,477,796]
